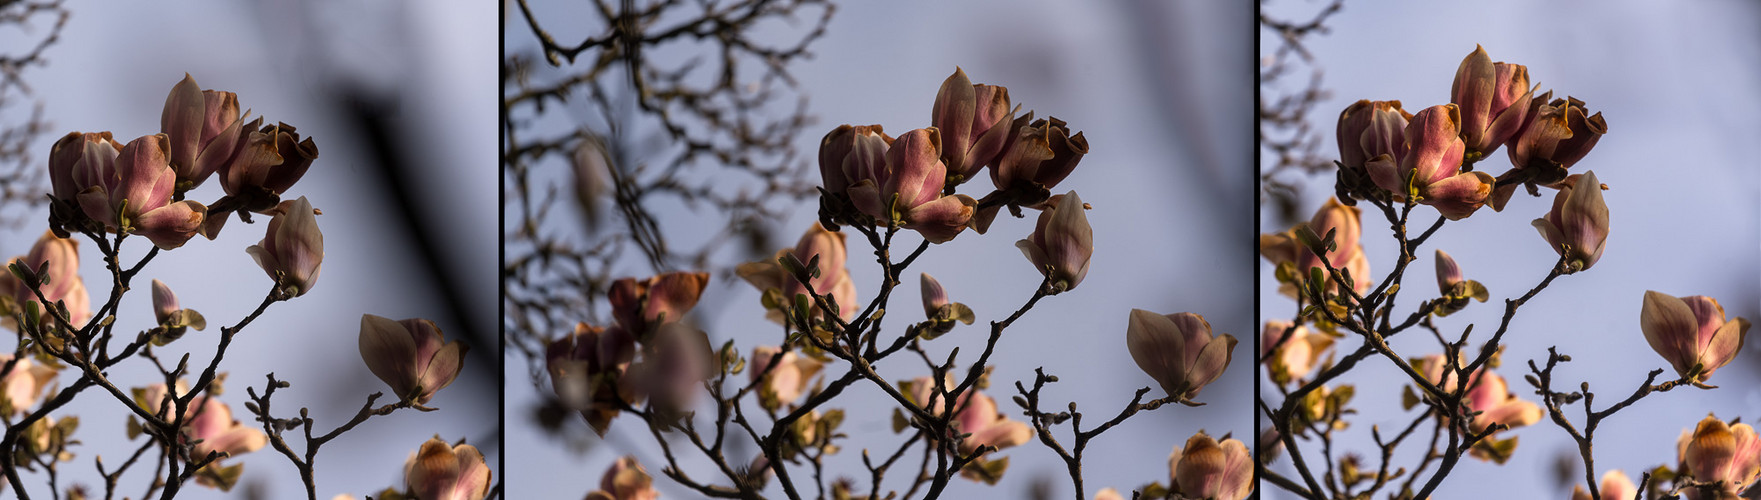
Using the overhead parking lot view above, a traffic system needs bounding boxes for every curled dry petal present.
[1127,309,1235,402]
[404,436,492,500]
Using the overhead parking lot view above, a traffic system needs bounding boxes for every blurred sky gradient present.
[0,1,497,498]
[1260,1,1761,498]
[505,1,1254,498]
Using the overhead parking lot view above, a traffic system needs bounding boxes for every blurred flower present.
[819,124,892,196]
[933,67,1016,184]
[737,223,858,322]
[47,132,121,206]
[750,345,823,411]
[990,116,1088,203]
[1336,99,1411,170]
[546,323,638,436]
[1531,171,1608,273]
[359,315,467,406]
[1093,488,1124,500]
[1681,414,1761,500]
[0,354,57,416]
[1640,291,1750,383]
[185,397,267,461]
[1016,191,1093,292]
[74,134,207,249]
[1571,470,1635,500]
[1260,320,1331,385]
[586,456,659,500]
[1169,431,1253,500]
[847,128,977,243]
[1295,198,1362,280]
[609,271,710,337]
[952,391,1031,456]
[245,196,324,296]
[220,121,319,212]
[630,323,715,420]
[404,436,492,500]
[1451,45,1534,157]
[1414,354,1541,434]
[901,374,968,417]
[1365,104,1494,219]
[1127,309,1236,402]
[161,73,249,189]
[1,231,91,329]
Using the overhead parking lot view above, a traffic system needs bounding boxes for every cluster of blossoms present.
[1260,44,1756,500]
[544,67,1249,498]
[0,74,489,496]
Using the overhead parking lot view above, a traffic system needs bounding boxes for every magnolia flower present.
[1260,320,1331,384]
[1508,94,1606,172]
[47,132,121,206]
[901,374,968,417]
[1571,470,1636,500]
[1336,99,1411,170]
[1414,354,1542,434]
[1365,104,1494,220]
[989,115,1088,202]
[847,128,977,243]
[547,323,639,436]
[818,124,891,196]
[1260,199,1370,300]
[1169,432,1254,500]
[1016,191,1093,292]
[404,436,492,500]
[630,323,715,419]
[161,73,250,189]
[609,271,710,336]
[220,121,319,211]
[587,456,660,500]
[72,134,207,249]
[246,196,324,296]
[737,223,858,322]
[1093,488,1125,500]
[0,355,57,416]
[932,67,1016,183]
[1681,414,1761,499]
[185,397,267,461]
[1451,45,1535,156]
[952,391,1032,455]
[1128,309,1236,402]
[750,345,823,411]
[1641,291,1750,383]
[1,231,91,329]
[1531,171,1608,273]
[359,315,467,406]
